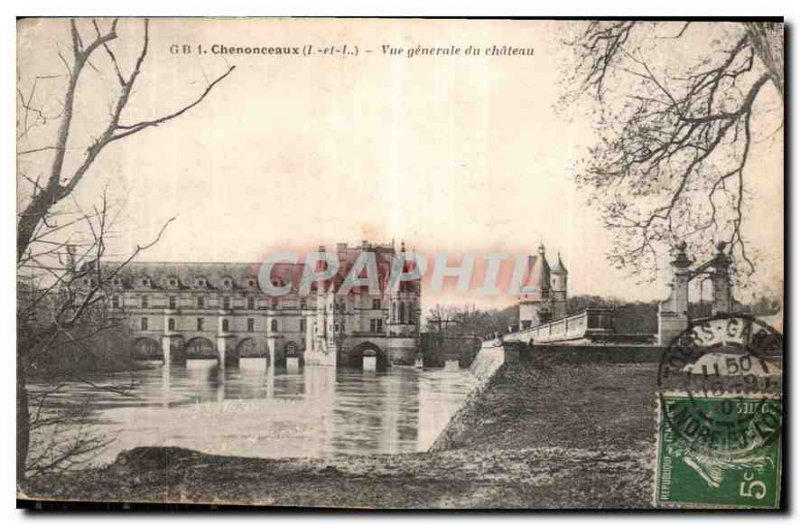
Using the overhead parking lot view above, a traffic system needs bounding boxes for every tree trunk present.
[745,22,784,98]
[17,355,29,484]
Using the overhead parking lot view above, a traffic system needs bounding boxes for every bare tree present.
[563,21,783,281]
[425,304,517,338]
[17,18,234,483]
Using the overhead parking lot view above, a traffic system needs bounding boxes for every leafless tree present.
[17,18,234,483]
[426,304,517,338]
[563,21,783,281]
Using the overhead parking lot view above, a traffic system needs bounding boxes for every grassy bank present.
[22,346,663,509]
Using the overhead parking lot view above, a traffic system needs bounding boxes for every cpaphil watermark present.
[255,246,552,298]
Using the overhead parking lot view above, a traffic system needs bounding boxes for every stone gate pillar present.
[710,241,734,315]
[658,241,692,346]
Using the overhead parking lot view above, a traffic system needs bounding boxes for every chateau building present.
[93,241,421,368]
[518,244,568,330]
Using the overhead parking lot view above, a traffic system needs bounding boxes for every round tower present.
[518,244,552,329]
[551,252,568,320]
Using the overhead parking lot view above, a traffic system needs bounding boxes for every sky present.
[16,18,784,310]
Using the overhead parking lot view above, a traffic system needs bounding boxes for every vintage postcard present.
[15,17,784,509]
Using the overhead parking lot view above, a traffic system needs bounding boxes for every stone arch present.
[184,336,217,360]
[350,341,389,371]
[132,337,161,360]
[285,340,300,356]
[236,337,260,357]
[284,340,304,366]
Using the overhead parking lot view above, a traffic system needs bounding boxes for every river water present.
[29,359,476,466]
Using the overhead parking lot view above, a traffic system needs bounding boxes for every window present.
[370,318,384,333]
[169,279,177,287]
[197,296,205,309]
[197,318,204,331]
[141,295,149,309]
[271,298,279,310]
[247,318,254,332]
[372,298,381,309]
[222,319,229,333]
[271,319,278,332]
[398,302,405,324]
[168,296,176,309]
[223,297,231,310]
[247,296,255,310]
[141,278,150,287]
[248,279,256,288]
[168,318,175,331]
[111,295,120,309]
[300,298,307,310]
[300,318,306,332]
[140,317,148,330]
[223,278,231,288]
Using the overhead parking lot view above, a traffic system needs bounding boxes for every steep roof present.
[522,253,551,289]
[552,253,568,275]
[97,243,421,295]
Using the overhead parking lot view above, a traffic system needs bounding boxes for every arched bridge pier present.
[133,331,305,368]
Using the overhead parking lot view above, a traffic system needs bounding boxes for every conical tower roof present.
[552,252,568,275]
[522,244,551,289]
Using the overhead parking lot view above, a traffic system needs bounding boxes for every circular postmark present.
[657,314,783,459]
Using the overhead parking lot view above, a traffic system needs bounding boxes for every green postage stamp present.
[655,315,783,509]
[655,395,782,509]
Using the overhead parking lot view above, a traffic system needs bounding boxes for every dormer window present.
[222,278,232,288]
[195,278,207,288]
[141,278,150,287]
[248,279,257,288]
[112,277,122,286]
[169,278,178,287]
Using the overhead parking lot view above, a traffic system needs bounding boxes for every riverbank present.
[21,346,662,509]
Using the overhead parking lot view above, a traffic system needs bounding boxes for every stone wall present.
[431,342,664,467]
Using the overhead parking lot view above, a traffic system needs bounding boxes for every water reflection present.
[30,359,476,466]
